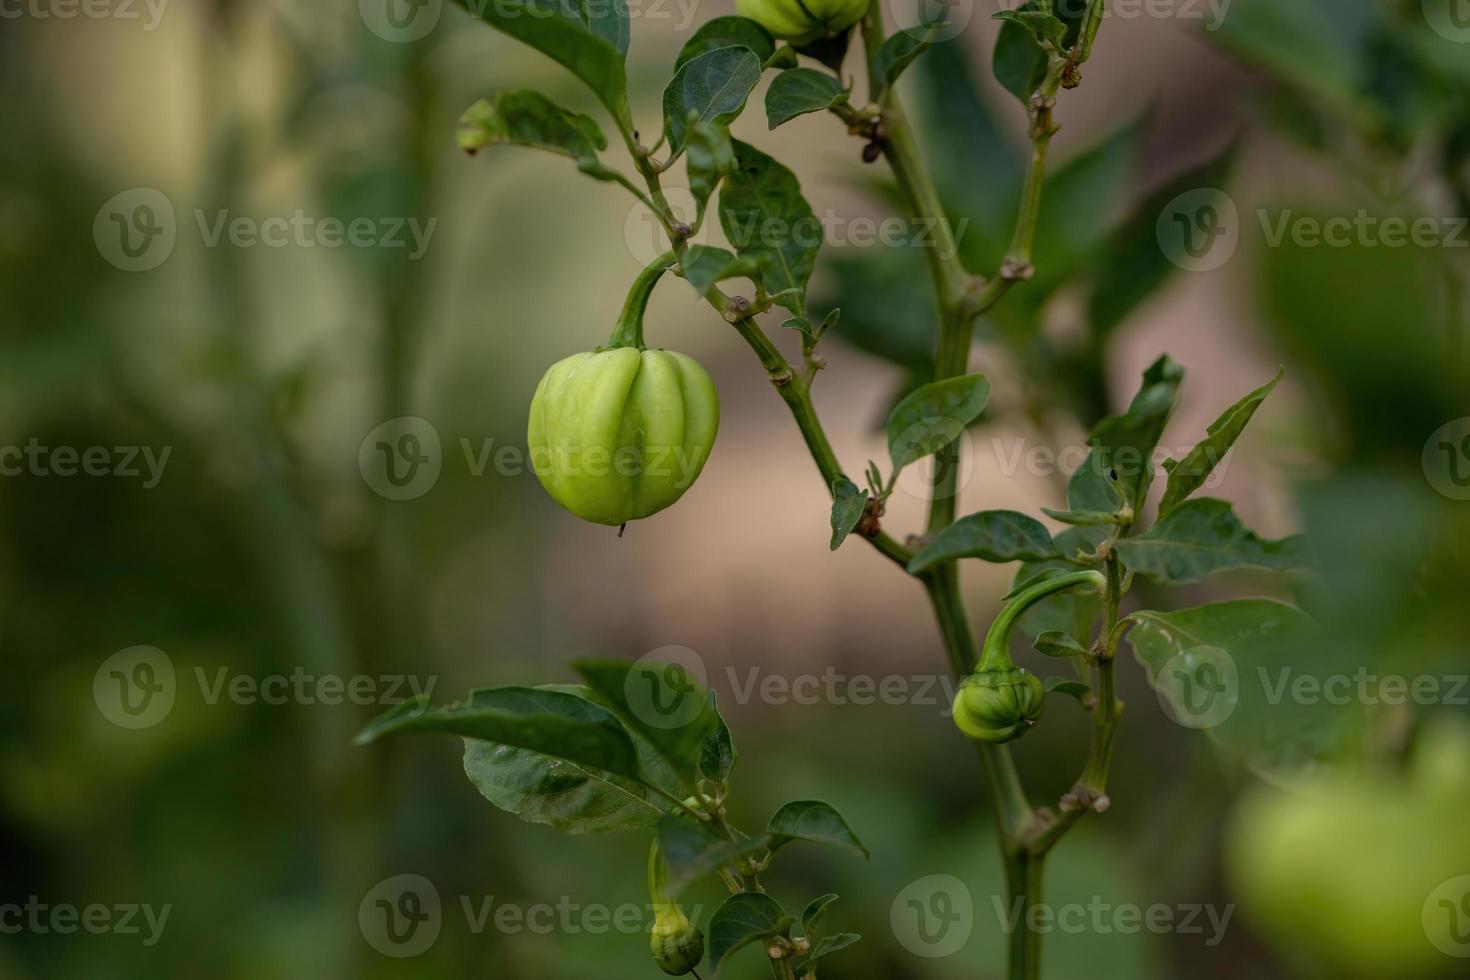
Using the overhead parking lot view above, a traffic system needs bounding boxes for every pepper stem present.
[607,251,678,350]
[647,839,670,906]
[978,570,1106,672]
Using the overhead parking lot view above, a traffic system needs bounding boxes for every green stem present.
[978,570,1106,672]
[607,251,676,349]
[1004,849,1046,980]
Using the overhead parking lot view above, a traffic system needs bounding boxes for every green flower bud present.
[953,667,1046,743]
[735,0,867,45]
[650,902,705,975]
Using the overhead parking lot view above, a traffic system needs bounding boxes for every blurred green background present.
[2,0,1468,977]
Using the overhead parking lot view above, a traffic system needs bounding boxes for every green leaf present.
[1088,143,1237,336]
[795,933,861,975]
[459,684,671,833]
[448,0,630,128]
[991,0,1082,103]
[571,0,629,57]
[993,9,1066,48]
[873,20,945,88]
[455,92,616,181]
[674,15,776,70]
[658,815,770,896]
[1034,630,1087,658]
[1045,677,1092,704]
[1158,369,1282,517]
[765,68,847,129]
[1114,498,1311,584]
[766,800,869,859]
[687,120,738,220]
[680,244,757,298]
[801,894,838,933]
[885,374,991,474]
[572,660,721,789]
[720,140,820,315]
[708,892,792,972]
[907,510,1057,573]
[1128,599,1346,776]
[663,46,762,158]
[1040,507,1120,527]
[355,686,643,781]
[829,478,869,551]
[1070,354,1183,517]
[700,693,737,787]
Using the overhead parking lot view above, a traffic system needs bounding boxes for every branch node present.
[770,369,794,387]
[1000,259,1034,282]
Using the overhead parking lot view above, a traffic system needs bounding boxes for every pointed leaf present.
[873,20,946,89]
[1040,507,1121,527]
[700,693,737,786]
[1070,354,1183,517]
[1158,369,1282,517]
[709,892,792,972]
[907,510,1057,573]
[794,933,861,975]
[766,800,869,859]
[720,140,820,315]
[675,15,775,70]
[1034,630,1088,658]
[1114,498,1311,584]
[765,68,847,129]
[573,659,721,788]
[455,92,616,181]
[885,374,991,474]
[829,478,869,551]
[681,244,758,298]
[801,894,838,933]
[1045,677,1093,704]
[663,47,762,157]
[356,686,643,781]
[449,0,630,128]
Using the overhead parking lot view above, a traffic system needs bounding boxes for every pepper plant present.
[358,1,1316,977]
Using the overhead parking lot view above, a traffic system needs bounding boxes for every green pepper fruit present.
[735,0,866,45]
[953,667,1046,742]
[650,902,706,976]
[647,840,705,975]
[527,254,719,526]
[952,570,1105,744]
[1227,720,1470,979]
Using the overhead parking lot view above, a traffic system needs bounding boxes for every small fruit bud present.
[650,903,705,976]
[952,667,1046,743]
